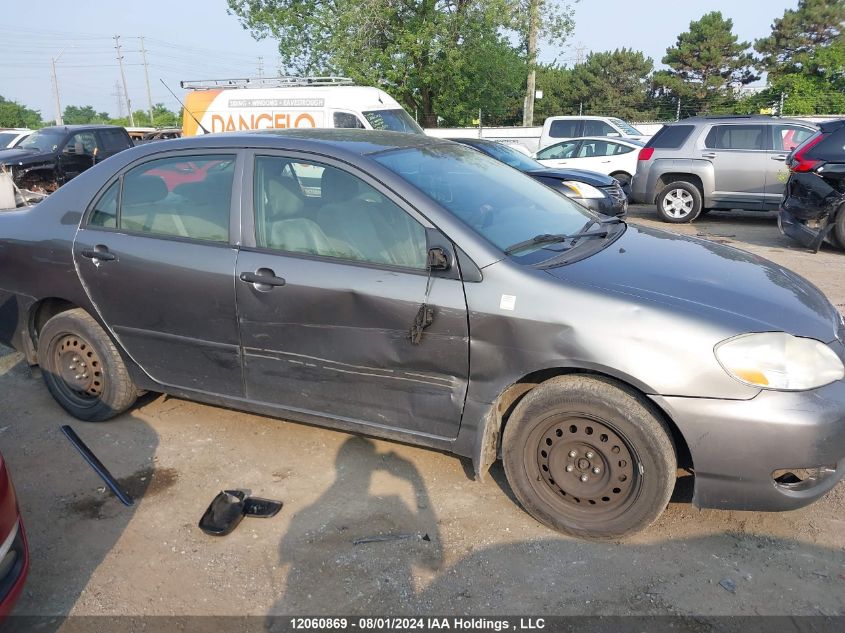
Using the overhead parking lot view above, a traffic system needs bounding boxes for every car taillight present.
[638,147,655,161]
[789,133,825,172]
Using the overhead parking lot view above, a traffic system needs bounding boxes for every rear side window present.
[89,180,119,228]
[549,120,580,138]
[645,125,693,149]
[704,125,765,150]
[99,129,132,153]
[113,155,235,242]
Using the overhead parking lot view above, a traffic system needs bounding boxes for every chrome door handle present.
[702,152,717,159]
[772,155,787,161]
[240,268,286,289]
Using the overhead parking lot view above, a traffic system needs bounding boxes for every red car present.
[0,453,28,618]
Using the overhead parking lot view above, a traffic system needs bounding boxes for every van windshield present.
[609,118,642,136]
[363,109,424,135]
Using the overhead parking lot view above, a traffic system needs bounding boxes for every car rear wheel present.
[834,206,845,250]
[38,309,137,422]
[502,375,676,540]
[656,181,702,223]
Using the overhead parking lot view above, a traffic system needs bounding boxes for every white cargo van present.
[180,77,423,137]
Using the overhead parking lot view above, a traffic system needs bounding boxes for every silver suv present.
[631,116,817,223]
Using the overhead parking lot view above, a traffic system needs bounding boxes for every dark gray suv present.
[632,116,817,223]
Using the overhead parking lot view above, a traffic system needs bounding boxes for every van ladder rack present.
[180,77,355,90]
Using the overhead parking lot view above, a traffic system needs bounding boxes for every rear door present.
[235,151,470,439]
[702,124,768,209]
[73,151,244,396]
[765,123,816,207]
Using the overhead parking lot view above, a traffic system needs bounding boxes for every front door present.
[235,152,470,439]
[59,131,98,183]
[701,124,768,209]
[73,151,244,396]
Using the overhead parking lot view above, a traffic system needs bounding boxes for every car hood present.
[0,147,53,166]
[549,224,841,342]
[527,167,615,187]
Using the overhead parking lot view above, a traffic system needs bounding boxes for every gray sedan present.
[0,130,843,539]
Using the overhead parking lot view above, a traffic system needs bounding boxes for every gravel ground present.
[1,205,843,620]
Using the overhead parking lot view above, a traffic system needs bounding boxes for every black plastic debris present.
[199,490,283,536]
[61,425,134,507]
[353,532,431,545]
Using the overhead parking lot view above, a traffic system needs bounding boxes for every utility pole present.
[579,102,583,116]
[522,0,539,127]
[113,81,125,118]
[779,91,785,116]
[51,57,63,125]
[574,43,587,65]
[676,97,681,121]
[114,35,135,126]
[140,36,154,126]
[257,56,264,79]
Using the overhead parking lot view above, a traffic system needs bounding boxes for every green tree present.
[569,49,655,119]
[226,0,534,127]
[63,105,110,124]
[755,0,845,78]
[654,11,758,111]
[0,96,43,128]
[109,104,180,128]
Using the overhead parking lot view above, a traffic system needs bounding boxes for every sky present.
[1,0,799,122]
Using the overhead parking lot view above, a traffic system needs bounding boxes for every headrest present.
[265,175,304,218]
[123,174,168,205]
[320,167,360,204]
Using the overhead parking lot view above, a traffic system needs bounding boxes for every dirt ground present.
[1,206,844,620]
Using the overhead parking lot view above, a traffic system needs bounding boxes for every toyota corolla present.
[0,130,843,539]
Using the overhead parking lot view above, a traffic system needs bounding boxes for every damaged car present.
[779,119,845,251]
[0,124,133,194]
[0,130,843,540]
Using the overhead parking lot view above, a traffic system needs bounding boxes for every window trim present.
[244,149,436,273]
[82,149,243,246]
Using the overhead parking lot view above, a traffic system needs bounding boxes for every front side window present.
[772,125,814,152]
[704,125,765,150]
[65,132,98,156]
[106,155,235,242]
[333,112,365,129]
[253,156,427,269]
[373,144,594,260]
[583,120,617,136]
[537,140,580,160]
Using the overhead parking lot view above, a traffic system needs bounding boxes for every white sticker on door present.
[500,294,516,311]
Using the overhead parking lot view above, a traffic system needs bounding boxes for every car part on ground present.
[60,425,135,507]
[199,490,283,536]
[453,138,627,217]
[779,119,845,252]
[632,115,818,223]
[0,129,843,540]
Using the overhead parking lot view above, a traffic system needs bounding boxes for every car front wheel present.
[502,375,676,540]
[656,181,702,223]
[37,308,137,421]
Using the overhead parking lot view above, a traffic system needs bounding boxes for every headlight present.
[560,181,604,199]
[715,332,844,391]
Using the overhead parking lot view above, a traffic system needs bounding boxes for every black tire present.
[502,375,676,540]
[655,181,702,223]
[37,308,137,421]
[834,206,845,250]
[610,172,633,199]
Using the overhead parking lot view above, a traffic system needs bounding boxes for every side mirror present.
[427,246,451,271]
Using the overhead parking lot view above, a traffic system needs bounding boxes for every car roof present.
[125,129,448,160]
[545,136,643,147]
[672,115,815,127]
[36,124,127,132]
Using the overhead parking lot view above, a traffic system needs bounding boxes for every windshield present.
[18,128,65,152]
[609,118,642,136]
[373,144,596,260]
[362,109,424,135]
[470,141,545,172]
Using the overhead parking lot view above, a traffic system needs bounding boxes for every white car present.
[0,129,32,148]
[534,136,645,191]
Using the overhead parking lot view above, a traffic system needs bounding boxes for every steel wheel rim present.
[662,188,694,218]
[525,413,641,519]
[51,333,104,408]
